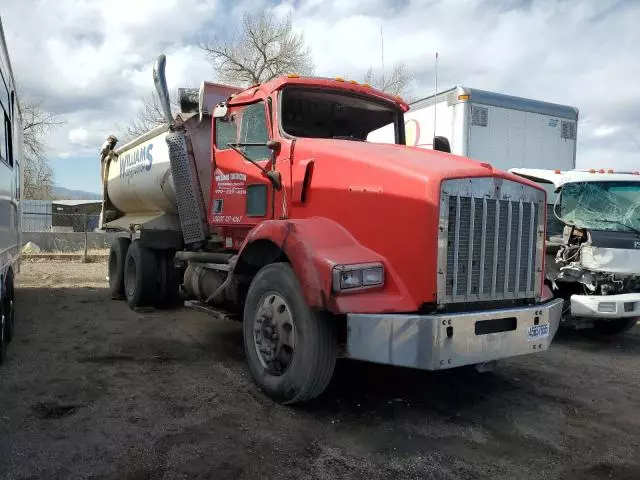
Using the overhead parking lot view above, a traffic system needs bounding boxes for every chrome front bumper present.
[571,293,640,319]
[346,298,563,370]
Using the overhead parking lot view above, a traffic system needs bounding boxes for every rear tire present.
[109,237,131,299]
[594,318,638,335]
[124,241,157,309]
[154,250,181,309]
[243,263,337,404]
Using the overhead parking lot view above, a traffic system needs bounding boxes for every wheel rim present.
[252,292,296,376]
[125,256,137,298]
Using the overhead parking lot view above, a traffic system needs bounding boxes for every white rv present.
[0,17,23,363]
[368,86,579,172]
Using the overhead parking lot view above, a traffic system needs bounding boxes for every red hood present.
[292,138,540,189]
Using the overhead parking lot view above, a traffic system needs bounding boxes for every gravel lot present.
[1,260,639,479]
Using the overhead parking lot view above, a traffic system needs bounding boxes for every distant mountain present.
[52,186,101,200]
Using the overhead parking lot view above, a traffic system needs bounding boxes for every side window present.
[0,108,8,167]
[0,77,10,167]
[239,102,270,162]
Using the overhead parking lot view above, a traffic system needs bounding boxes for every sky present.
[2,0,639,194]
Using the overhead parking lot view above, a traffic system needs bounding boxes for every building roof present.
[52,199,102,206]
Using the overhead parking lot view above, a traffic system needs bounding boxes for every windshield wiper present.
[591,219,640,235]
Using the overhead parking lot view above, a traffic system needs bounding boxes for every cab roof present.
[510,168,640,190]
[227,75,410,112]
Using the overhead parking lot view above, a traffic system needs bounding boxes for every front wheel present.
[243,263,337,404]
[594,318,638,335]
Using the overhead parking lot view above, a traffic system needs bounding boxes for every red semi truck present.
[101,54,563,403]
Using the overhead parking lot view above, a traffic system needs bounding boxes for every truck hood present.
[294,138,536,187]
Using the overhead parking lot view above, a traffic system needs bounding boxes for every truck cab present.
[510,168,640,334]
[102,55,564,404]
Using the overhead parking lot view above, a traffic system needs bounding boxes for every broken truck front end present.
[513,169,640,334]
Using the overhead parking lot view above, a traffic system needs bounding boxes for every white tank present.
[106,116,213,220]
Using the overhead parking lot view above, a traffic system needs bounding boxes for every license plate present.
[527,324,549,341]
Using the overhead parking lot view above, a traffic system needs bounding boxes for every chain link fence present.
[22,204,115,259]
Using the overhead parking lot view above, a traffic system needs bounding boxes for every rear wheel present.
[243,263,337,404]
[154,250,181,308]
[124,241,157,309]
[594,318,638,335]
[108,237,131,299]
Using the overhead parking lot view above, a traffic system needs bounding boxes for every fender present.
[237,217,416,314]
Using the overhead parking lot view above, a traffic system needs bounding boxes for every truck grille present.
[437,178,546,305]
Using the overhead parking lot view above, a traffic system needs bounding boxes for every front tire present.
[594,318,638,335]
[124,241,157,309]
[243,263,337,404]
[109,237,131,299]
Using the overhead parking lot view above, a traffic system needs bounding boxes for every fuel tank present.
[105,115,212,220]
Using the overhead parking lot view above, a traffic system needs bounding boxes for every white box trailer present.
[368,86,579,172]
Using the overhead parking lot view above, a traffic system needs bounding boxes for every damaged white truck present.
[511,168,640,334]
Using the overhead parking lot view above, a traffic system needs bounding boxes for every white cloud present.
[68,128,88,145]
[593,125,621,138]
[1,0,639,192]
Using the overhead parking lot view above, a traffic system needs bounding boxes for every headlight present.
[332,263,385,292]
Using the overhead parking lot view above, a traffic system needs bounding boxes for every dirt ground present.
[1,261,639,480]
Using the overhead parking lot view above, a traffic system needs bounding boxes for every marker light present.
[608,169,614,173]
[599,169,605,173]
[589,169,596,173]
[287,73,300,78]
[332,263,385,292]
[554,169,561,174]
[335,77,345,82]
[362,83,371,88]
[458,94,470,100]
[349,80,359,85]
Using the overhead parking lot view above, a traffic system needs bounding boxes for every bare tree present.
[21,95,63,200]
[118,90,179,142]
[364,63,414,98]
[200,11,314,86]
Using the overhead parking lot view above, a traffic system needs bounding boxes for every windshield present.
[557,181,640,232]
[280,87,403,144]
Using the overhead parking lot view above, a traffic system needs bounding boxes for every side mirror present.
[213,103,228,118]
[266,140,281,152]
[433,136,451,153]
